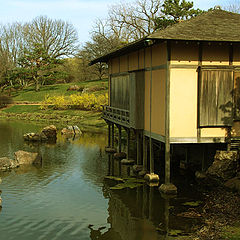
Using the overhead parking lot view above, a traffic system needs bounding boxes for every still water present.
[0,120,202,240]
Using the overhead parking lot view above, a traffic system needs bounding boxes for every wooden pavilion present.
[91,9,240,193]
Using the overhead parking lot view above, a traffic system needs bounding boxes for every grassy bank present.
[0,105,106,131]
[10,79,108,103]
[0,79,108,131]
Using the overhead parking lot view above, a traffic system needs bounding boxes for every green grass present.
[2,104,102,117]
[0,104,106,129]
[0,79,108,130]
[2,105,40,113]
[10,79,108,102]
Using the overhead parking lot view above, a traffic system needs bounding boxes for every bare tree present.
[0,23,25,65]
[79,30,123,80]
[108,0,163,41]
[224,0,240,13]
[24,16,79,58]
[0,23,25,86]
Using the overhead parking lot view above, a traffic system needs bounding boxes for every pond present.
[0,120,203,240]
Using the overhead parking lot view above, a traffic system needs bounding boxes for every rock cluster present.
[61,126,82,136]
[15,150,42,165]
[0,150,42,208]
[24,125,57,142]
[23,132,48,142]
[198,150,240,194]
[41,125,57,140]
[206,150,238,181]
[0,150,42,171]
[0,157,19,170]
[67,85,82,91]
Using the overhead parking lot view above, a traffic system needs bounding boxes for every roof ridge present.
[149,9,240,38]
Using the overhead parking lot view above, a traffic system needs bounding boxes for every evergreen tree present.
[155,0,204,30]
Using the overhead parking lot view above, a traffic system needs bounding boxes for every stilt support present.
[136,130,142,165]
[139,135,148,177]
[159,142,177,194]
[144,137,159,182]
[118,125,122,153]
[107,122,111,147]
[121,159,135,165]
[105,123,116,153]
[144,173,159,182]
[111,123,114,148]
[159,183,177,195]
[126,128,130,159]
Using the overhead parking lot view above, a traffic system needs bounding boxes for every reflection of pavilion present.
[96,155,168,240]
[105,187,162,240]
[94,155,202,240]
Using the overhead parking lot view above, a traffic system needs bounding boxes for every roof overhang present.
[90,10,240,65]
[90,38,153,65]
[90,38,240,65]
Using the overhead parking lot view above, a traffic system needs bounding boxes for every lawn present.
[0,79,108,130]
[2,105,40,113]
[0,104,106,130]
[10,79,108,103]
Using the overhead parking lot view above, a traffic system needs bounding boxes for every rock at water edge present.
[14,150,42,165]
[0,157,19,171]
[41,125,57,140]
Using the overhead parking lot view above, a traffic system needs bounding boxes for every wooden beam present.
[165,41,171,184]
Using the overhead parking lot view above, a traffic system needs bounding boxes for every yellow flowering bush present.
[40,93,108,111]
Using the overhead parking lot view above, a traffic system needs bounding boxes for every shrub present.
[0,95,13,108]
[40,93,108,111]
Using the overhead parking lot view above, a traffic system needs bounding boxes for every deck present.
[102,105,130,128]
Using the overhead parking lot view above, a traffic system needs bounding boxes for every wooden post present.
[143,135,147,170]
[111,123,114,148]
[108,154,111,176]
[108,122,111,147]
[143,43,159,183]
[137,130,141,165]
[126,128,130,159]
[118,160,122,176]
[149,186,154,221]
[150,138,154,174]
[164,196,170,235]
[142,184,148,218]
[165,41,171,185]
[118,125,122,153]
[139,134,148,177]
[159,40,177,194]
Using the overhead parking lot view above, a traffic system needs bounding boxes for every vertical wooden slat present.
[110,75,130,110]
[199,69,233,126]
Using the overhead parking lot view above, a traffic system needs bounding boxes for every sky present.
[0,0,233,44]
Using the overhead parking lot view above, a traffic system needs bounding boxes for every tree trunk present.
[35,77,40,92]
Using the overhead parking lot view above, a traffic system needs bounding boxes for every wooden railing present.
[102,105,130,127]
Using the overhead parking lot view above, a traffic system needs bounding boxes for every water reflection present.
[0,120,202,240]
[0,120,110,240]
[101,154,203,240]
